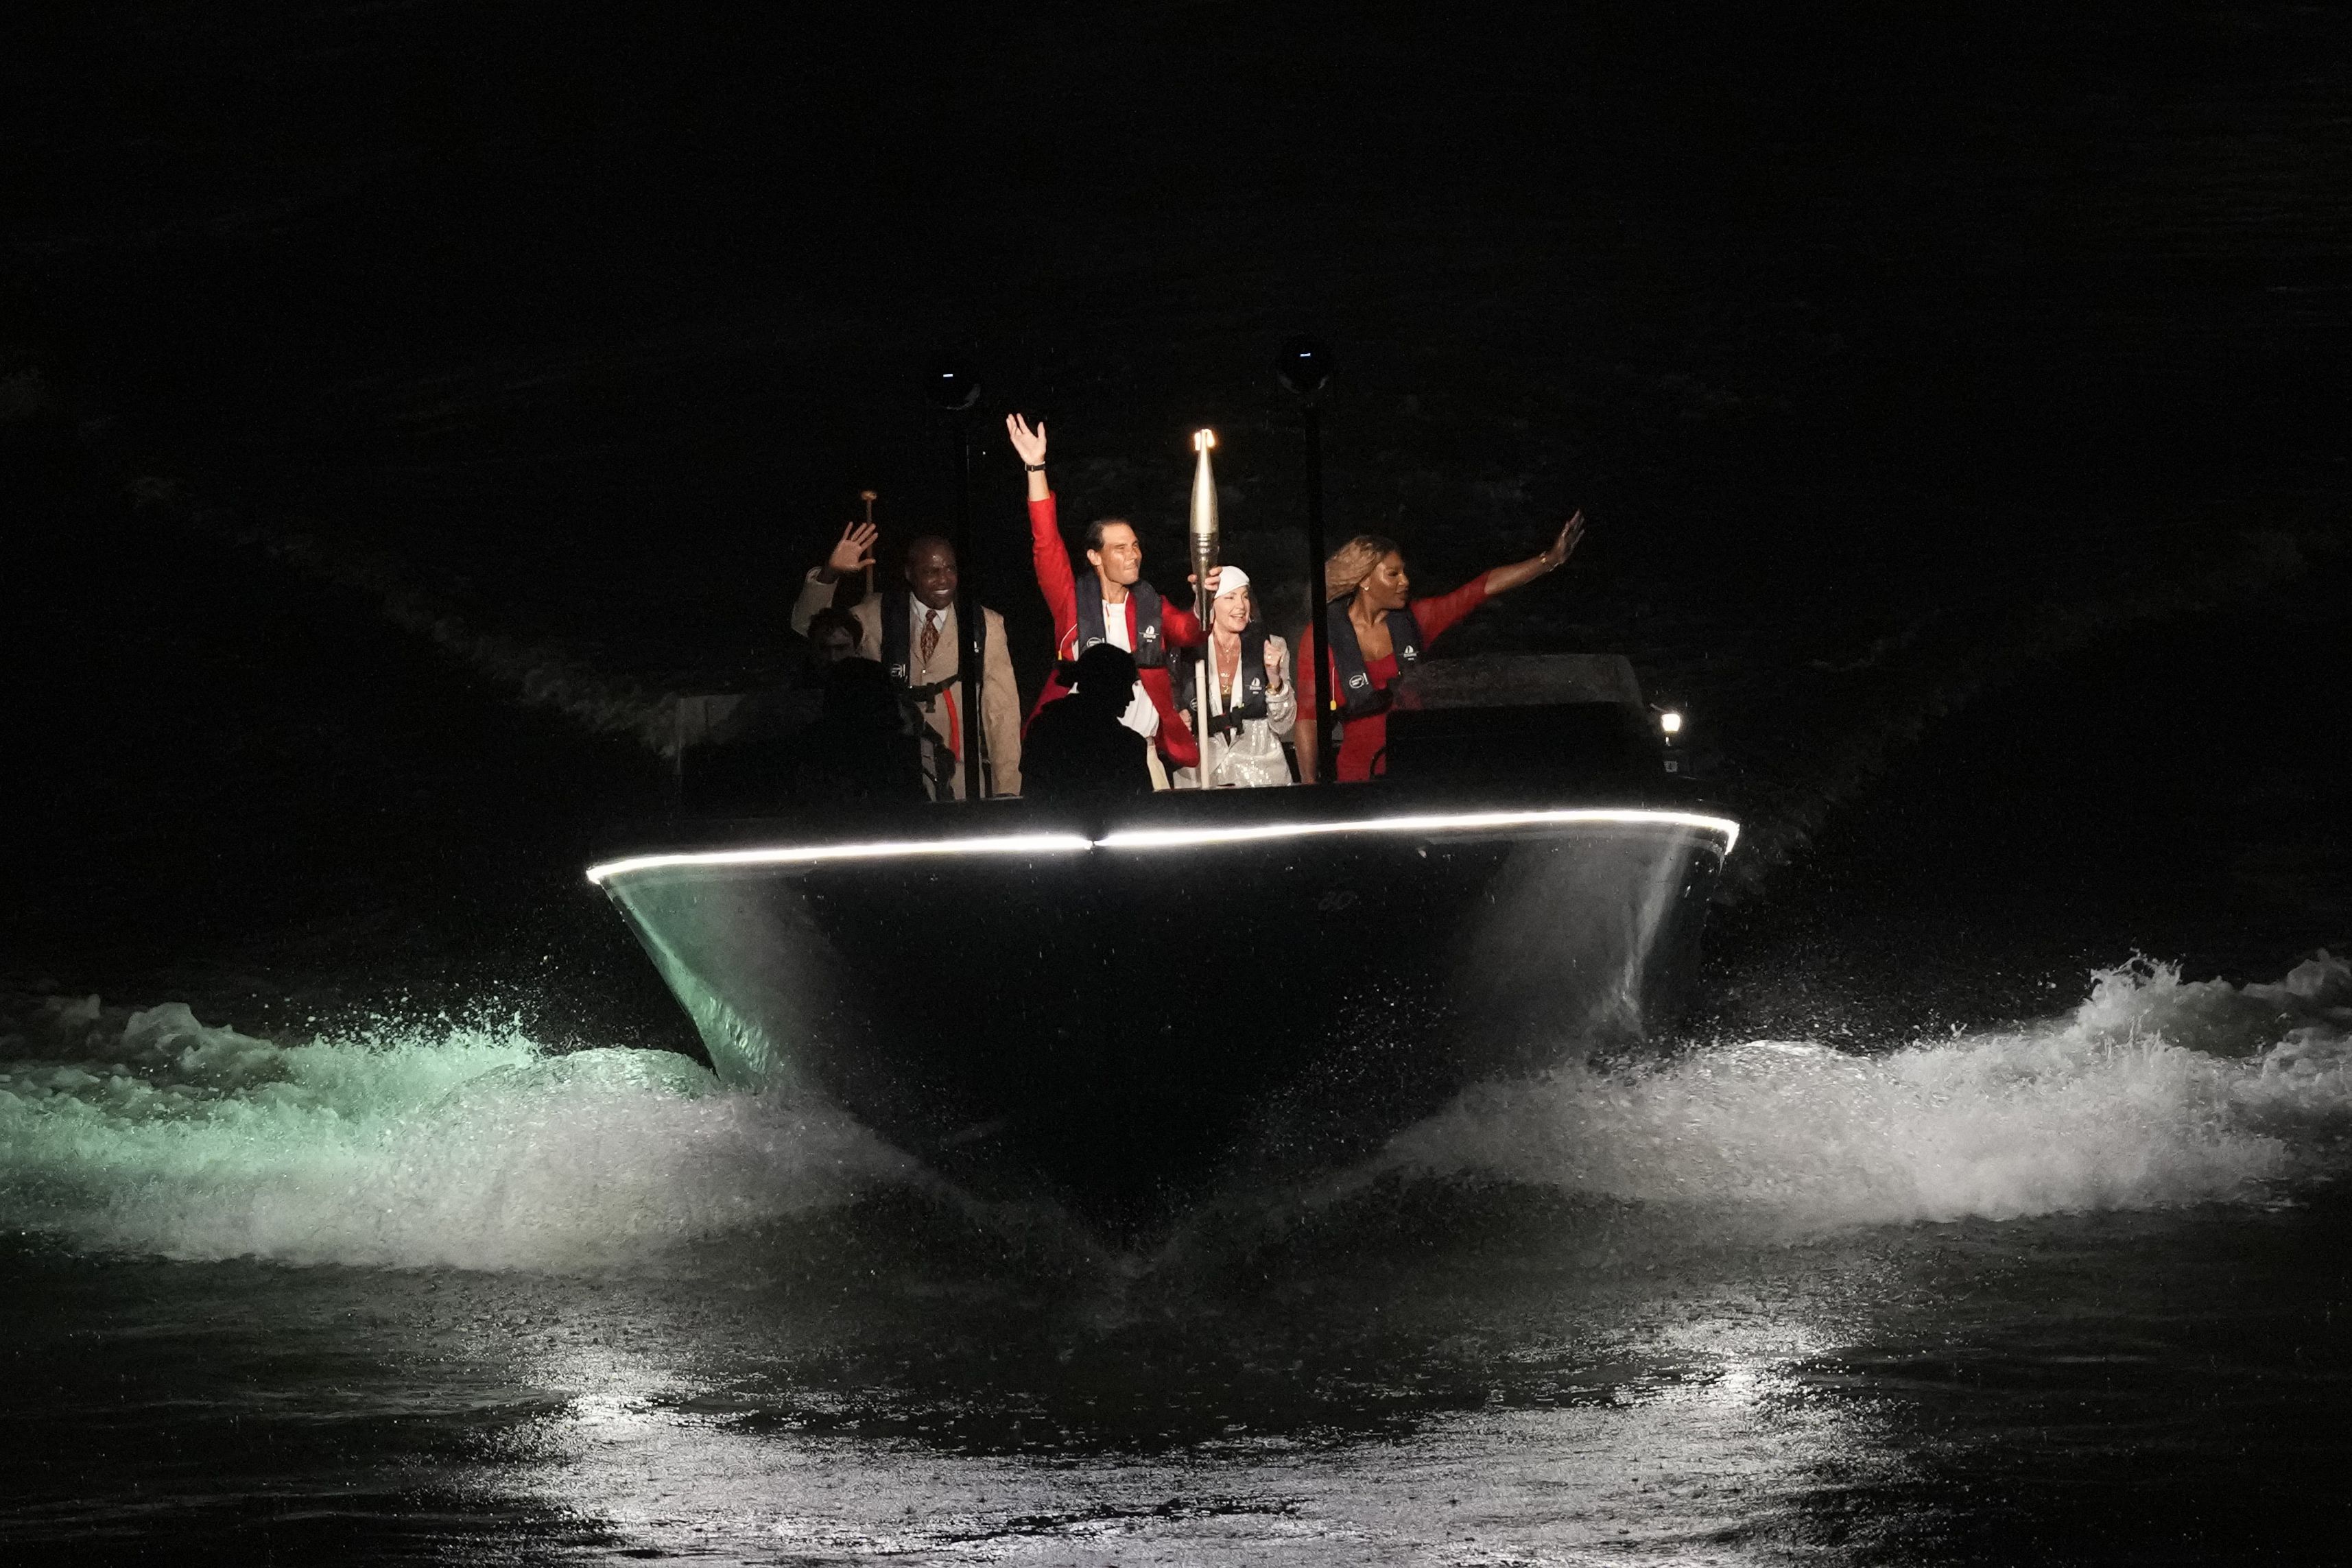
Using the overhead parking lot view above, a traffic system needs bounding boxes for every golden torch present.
[1188,429,1220,787]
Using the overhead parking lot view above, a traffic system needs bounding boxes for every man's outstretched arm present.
[1008,414,1078,645]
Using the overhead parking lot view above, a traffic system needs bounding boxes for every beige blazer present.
[792,570,1023,798]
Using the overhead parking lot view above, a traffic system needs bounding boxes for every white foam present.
[0,1001,912,1271]
[10,956,2347,1269]
[1369,953,2352,1230]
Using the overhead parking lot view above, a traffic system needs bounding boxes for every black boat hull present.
[592,789,1737,1236]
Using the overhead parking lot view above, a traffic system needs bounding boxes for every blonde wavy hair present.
[1324,534,1401,603]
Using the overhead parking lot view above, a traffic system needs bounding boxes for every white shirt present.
[1097,595,1158,737]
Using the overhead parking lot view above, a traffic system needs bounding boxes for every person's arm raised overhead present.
[1009,412,1051,505]
[1480,512,1584,599]
[791,520,879,635]
[1008,413,1078,645]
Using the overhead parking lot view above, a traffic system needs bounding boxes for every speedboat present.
[589,654,1737,1238]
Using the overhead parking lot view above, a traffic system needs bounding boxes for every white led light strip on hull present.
[586,833,1094,885]
[586,809,1737,886]
[1095,807,1739,854]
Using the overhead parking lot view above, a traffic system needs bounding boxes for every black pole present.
[953,412,984,801]
[930,354,985,800]
[1302,401,1331,784]
[1279,337,1334,783]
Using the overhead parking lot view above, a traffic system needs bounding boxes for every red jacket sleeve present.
[1410,575,1492,645]
[1161,596,1204,649]
[1029,494,1080,655]
[1144,670,1200,769]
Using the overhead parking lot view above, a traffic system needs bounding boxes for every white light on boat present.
[586,809,1739,886]
[1095,807,1739,857]
[1660,710,1684,736]
[586,833,1093,886]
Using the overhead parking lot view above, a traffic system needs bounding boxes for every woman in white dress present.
[1173,566,1296,788]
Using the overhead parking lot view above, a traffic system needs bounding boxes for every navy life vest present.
[878,590,985,704]
[1323,600,1423,717]
[1174,623,1271,740]
[1060,574,1167,679]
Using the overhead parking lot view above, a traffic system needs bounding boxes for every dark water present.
[5,1190,2349,1563]
[7,1,2352,1562]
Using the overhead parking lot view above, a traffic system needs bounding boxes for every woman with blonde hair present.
[1296,514,1585,782]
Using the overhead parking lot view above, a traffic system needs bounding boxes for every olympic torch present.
[1188,428,1220,788]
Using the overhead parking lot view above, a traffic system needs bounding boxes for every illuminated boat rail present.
[584,832,1094,886]
[586,807,1737,886]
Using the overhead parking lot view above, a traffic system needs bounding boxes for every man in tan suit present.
[791,523,1023,798]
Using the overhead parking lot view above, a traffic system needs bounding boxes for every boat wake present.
[1356,952,2352,1231]
[0,999,911,1272]
[3,955,2346,1272]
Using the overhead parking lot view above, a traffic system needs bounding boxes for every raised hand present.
[821,520,877,582]
[1186,567,1225,601]
[1484,511,1590,598]
[1006,413,1048,468]
[1541,511,1587,571]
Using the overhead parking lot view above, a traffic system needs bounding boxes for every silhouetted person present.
[787,658,927,805]
[1021,644,1153,803]
[749,604,868,750]
[805,605,864,667]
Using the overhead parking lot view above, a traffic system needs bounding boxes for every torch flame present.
[1193,428,1216,451]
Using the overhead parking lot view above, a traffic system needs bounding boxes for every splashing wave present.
[0,999,910,1270]
[1369,953,2352,1228]
[6,955,2347,1270]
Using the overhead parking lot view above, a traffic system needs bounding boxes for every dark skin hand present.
[816,521,879,583]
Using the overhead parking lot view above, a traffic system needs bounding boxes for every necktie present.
[918,610,940,668]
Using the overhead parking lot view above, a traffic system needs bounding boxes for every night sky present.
[12,1,2346,1015]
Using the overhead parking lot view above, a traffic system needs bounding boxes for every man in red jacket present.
[1006,413,1217,776]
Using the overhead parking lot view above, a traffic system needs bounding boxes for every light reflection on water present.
[2,1184,2346,1563]
[488,1247,1903,1565]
